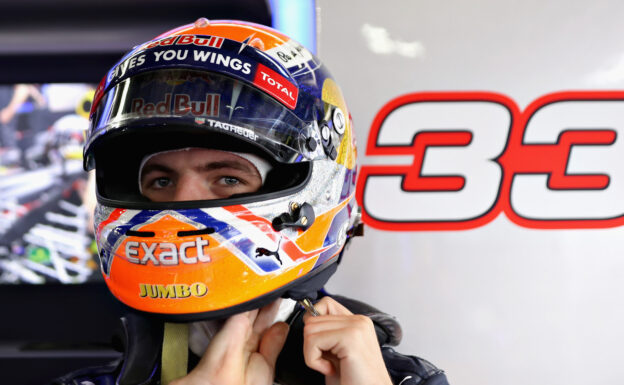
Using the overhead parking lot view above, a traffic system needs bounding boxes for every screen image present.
[0,83,100,284]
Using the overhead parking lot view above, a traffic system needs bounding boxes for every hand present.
[302,297,393,385]
[0,107,13,124]
[171,300,289,385]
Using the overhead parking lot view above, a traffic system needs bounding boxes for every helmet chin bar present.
[115,256,341,322]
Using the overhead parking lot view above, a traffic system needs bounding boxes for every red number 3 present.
[357,91,624,230]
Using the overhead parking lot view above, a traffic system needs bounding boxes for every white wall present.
[319,2,624,384]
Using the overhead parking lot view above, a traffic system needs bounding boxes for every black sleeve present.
[275,293,450,385]
[382,347,449,385]
[329,294,450,384]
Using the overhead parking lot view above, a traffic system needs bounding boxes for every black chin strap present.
[283,260,338,301]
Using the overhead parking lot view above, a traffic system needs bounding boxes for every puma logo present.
[255,238,283,265]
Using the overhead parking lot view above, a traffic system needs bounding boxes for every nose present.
[172,174,218,201]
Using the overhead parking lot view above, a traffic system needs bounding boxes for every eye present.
[221,176,241,186]
[152,177,172,189]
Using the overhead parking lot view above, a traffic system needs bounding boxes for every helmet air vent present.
[126,230,155,238]
[177,228,215,237]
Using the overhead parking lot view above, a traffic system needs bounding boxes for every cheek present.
[212,177,261,197]
[142,189,173,202]
[248,178,263,193]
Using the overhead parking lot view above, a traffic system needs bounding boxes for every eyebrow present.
[201,160,256,174]
[140,163,173,178]
[140,160,257,180]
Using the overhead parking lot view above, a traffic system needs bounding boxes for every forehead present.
[143,147,254,169]
[139,148,256,175]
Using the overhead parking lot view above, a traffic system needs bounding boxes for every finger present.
[214,313,252,352]
[253,299,282,336]
[304,315,374,338]
[241,299,282,353]
[258,321,289,367]
[194,312,253,375]
[304,314,365,324]
[303,327,343,376]
[245,307,260,326]
[302,297,352,323]
[314,297,352,315]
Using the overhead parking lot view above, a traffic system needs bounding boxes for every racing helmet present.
[84,18,361,321]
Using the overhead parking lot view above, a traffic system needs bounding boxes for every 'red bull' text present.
[131,93,220,117]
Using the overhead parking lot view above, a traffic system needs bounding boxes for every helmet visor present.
[87,69,322,163]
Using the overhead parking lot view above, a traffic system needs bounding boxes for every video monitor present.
[0,83,99,284]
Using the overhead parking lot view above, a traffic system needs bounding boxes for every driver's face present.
[139,148,262,202]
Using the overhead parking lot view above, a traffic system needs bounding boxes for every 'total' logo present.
[253,64,298,109]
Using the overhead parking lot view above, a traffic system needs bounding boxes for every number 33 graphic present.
[358,91,624,230]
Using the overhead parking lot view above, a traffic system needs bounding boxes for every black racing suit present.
[50,293,449,385]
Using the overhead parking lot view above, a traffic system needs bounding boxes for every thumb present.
[258,321,289,368]
[199,311,255,370]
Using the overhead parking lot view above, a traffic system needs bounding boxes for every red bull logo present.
[131,93,220,117]
[144,34,224,50]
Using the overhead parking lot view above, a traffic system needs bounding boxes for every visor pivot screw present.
[306,137,318,151]
[321,125,331,142]
[301,217,308,226]
[333,108,346,135]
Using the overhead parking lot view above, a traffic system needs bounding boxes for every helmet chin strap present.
[187,298,297,357]
[161,323,189,385]
[161,299,297,385]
